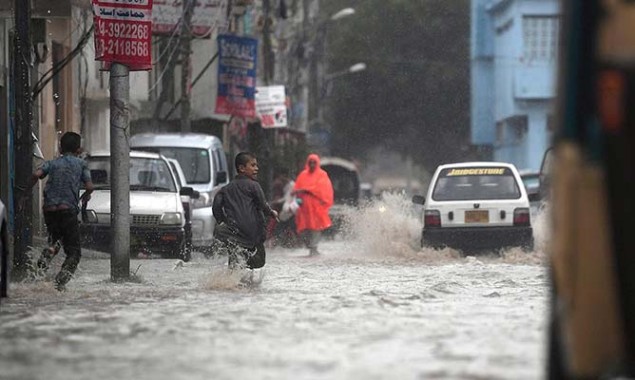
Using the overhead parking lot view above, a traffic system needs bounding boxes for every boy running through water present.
[212,152,278,271]
[20,132,94,291]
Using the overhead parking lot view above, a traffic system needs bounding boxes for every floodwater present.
[0,194,550,380]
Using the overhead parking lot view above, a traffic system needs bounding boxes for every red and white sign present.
[153,0,226,37]
[256,86,288,128]
[92,0,153,71]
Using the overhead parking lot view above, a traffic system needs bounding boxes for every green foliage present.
[322,0,475,173]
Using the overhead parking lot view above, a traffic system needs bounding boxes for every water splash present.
[199,266,245,290]
[340,192,550,265]
[532,202,552,253]
[340,191,432,259]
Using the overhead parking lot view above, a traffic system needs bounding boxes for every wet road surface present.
[0,196,550,380]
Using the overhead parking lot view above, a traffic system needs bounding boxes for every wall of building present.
[471,0,558,171]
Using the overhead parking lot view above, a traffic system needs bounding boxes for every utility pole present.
[12,0,33,278]
[180,0,194,133]
[110,63,130,281]
[261,0,274,196]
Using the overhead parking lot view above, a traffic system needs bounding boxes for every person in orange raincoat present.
[293,154,334,256]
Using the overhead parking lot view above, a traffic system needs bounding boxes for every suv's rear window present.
[432,167,521,201]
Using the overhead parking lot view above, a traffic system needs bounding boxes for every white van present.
[130,133,229,250]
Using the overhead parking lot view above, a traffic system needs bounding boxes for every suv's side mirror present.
[412,195,426,205]
[180,186,195,197]
[215,171,227,186]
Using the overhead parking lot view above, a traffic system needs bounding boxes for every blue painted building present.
[471,0,560,171]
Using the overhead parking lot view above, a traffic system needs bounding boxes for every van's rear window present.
[432,167,521,201]
[136,147,210,184]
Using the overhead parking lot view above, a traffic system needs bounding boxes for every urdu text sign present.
[92,0,153,70]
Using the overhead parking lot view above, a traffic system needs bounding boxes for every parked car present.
[520,170,540,198]
[81,151,197,260]
[320,157,361,234]
[0,199,8,300]
[519,170,541,212]
[130,133,229,251]
[412,162,534,253]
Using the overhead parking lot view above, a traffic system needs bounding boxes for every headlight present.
[191,192,212,209]
[160,212,183,225]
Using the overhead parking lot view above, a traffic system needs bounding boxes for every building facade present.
[0,0,314,237]
[471,0,559,171]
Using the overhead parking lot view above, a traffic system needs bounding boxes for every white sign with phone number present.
[92,0,153,70]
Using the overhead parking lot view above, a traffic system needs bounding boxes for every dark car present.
[320,157,361,234]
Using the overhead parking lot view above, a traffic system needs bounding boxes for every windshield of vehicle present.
[322,164,360,205]
[133,147,210,184]
[87,156,177,192]
[432,167,521,201]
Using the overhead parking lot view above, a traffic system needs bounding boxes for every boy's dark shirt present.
[212,174,274,246]
[41,155,91,213]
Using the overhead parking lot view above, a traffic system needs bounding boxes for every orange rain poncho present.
[293,154,334,233]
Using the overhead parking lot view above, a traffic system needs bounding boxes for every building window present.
[496,116,528,146]
[523,15,560,62]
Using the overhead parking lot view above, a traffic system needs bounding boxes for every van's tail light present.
[424,210,441,228]
[513,208,531,226]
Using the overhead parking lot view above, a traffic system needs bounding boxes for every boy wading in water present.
[20,132,94,291]
[212,152,278,275]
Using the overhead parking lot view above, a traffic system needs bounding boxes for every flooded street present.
[0,196,550,380]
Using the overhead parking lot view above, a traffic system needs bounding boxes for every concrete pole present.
[109,63,130,281]
[180,0,194,133]
[12,0,33,278]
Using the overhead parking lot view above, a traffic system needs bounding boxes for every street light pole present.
[318,61,366,129]
[308,6,356,132]
[323,62,367,82]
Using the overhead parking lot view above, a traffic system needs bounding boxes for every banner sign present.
[256,85,288,128]
[153,0,226,37]
[92,0,153,71]
[215,34,258,118]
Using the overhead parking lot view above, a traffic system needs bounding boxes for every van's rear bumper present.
[422,226,533,251]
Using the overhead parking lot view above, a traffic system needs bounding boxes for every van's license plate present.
[465,210,488,223]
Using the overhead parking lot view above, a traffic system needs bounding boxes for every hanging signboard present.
[256,85,288,128]
[92,0,153,71]
[215,34,258,118]
[153,0,227,37]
